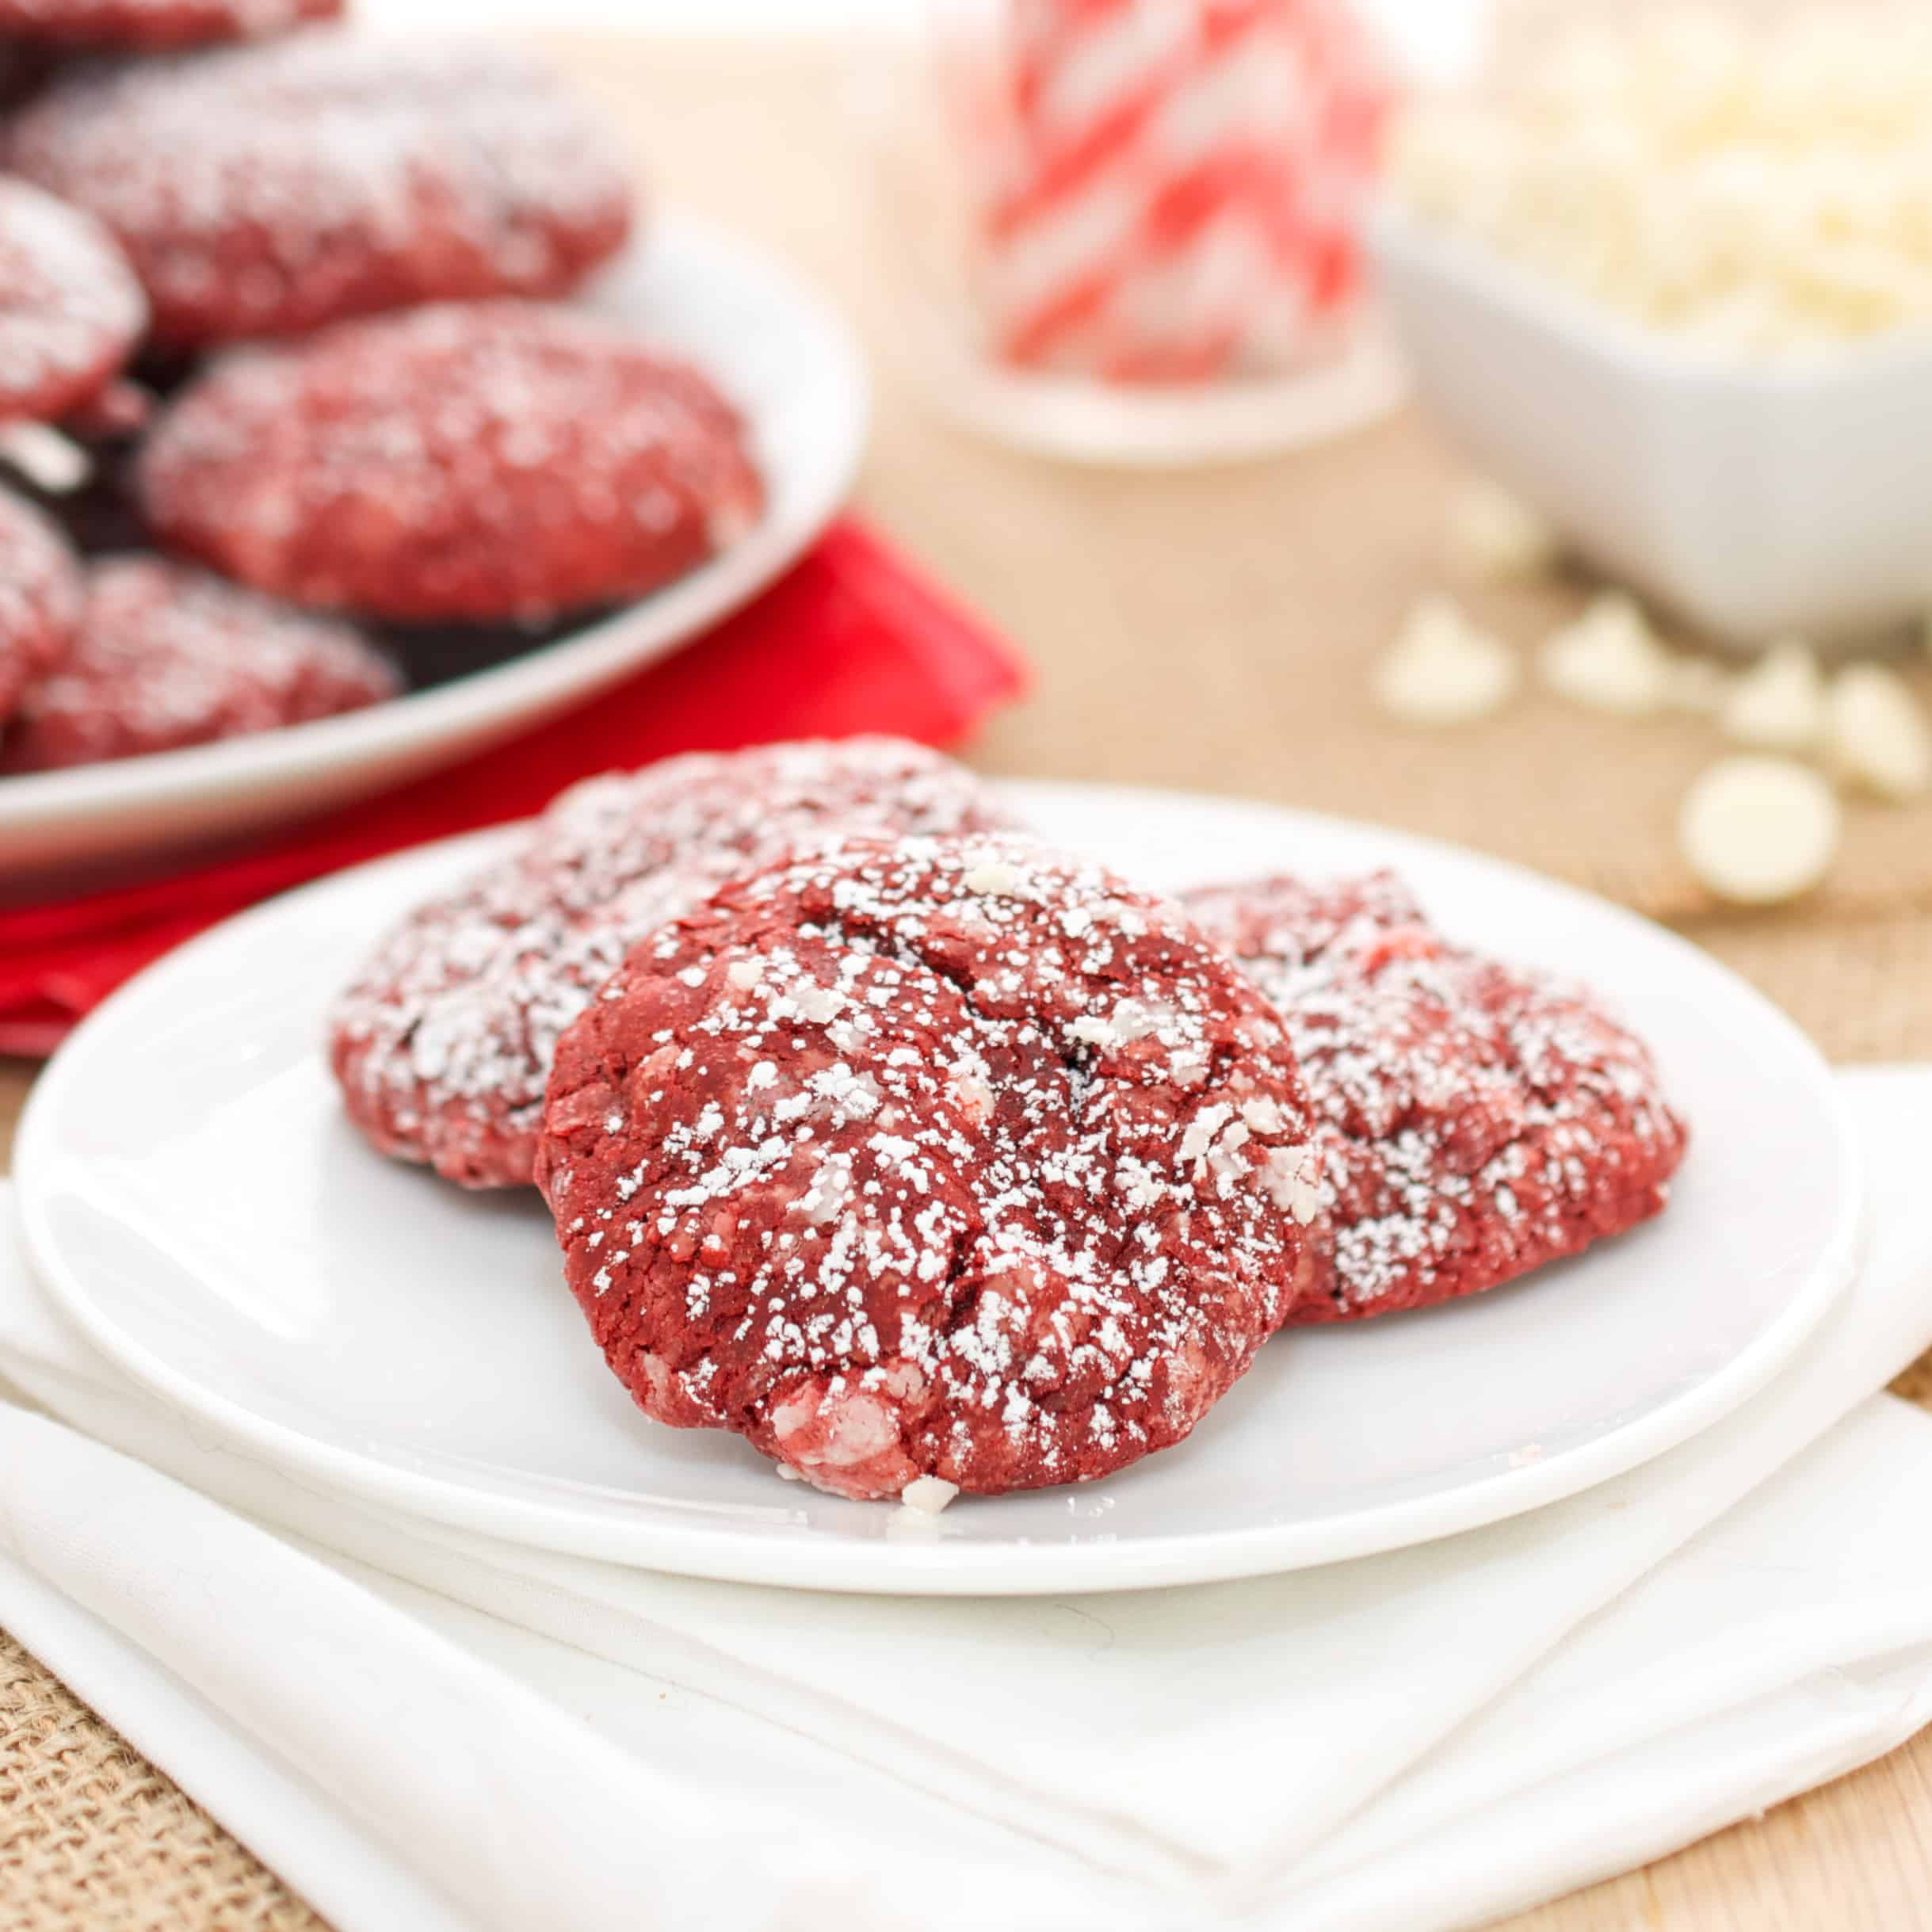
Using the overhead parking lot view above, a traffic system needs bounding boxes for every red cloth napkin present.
[0,520,1029,1056]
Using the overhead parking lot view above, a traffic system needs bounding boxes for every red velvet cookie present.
[0,0,339,48]
[329,739,1018,1192]
[2,555,397,770]
[1184,872,1688,1323]
[0,483,80,723]
[136,300,763,620]
[0,178,144,426]
[4,36,634,347]
[536,833,1327,1502]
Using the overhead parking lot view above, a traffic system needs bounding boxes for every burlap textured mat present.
[7,31,1932,1932]
[0,1630,316,1932]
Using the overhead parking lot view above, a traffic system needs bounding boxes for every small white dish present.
[0,212,869,875]
[1371,204,1932,649]
[15,781,1859,1596]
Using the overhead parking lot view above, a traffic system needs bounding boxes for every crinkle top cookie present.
[2,555,396,771]
[0,483,80,725]
[5,36,634,346]
[136,300,761,620]
[1186,872,1689,1321]
[0,0,340,50]
[537,832,1327,1500]
[328,739,1020,1189]
[0,178,145,426]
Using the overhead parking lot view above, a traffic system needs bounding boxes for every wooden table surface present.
[10,29,1932,1931]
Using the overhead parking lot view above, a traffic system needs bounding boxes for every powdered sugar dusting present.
[537,831,1325,1502]
[1,555,396,771]
[327,739,1021,1189]
[1186,872,1689,1320]
[0,483,79,721]
[137,299,762,620]
[0,0,339,48]
[4,34,633,346]
[0,177,144,422]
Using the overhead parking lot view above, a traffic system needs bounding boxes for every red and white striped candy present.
[952,0,1392,382]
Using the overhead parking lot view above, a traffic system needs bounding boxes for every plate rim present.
[13,780,1865,1595]
[0,208,872,869]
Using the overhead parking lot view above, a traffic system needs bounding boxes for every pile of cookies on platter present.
[330,736,1689,1510]
[0,0,762,777]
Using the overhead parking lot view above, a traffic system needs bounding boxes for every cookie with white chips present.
[328,739,1021,1191]
[0,483,79,724]
[0,177,145,426]
[1185,872,1688,1323]
[137,300,762,621]
[536,832,1327,1502]
[0,0,340,49]
[4,36,633,348]
[2,556,398,771]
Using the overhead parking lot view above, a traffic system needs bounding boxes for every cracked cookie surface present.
[538,832,1326,1500]
[1186,872,1688,1322]
[330,739,1018,1189]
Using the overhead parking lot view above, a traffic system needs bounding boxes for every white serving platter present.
[0,212,869,873]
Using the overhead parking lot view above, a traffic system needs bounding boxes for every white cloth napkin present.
[7,1067,1932,1932]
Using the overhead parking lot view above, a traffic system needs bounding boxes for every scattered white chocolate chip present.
[1539,594,1674,716]
[1449,478,1560,582]
[1373,595,1518,726]
[1678,755,1840,904]
[1826,662,1932,800]
[900,1475,960,1515]
[1719,638,1826,751]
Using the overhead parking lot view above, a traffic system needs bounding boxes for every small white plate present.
[15,781,1860,1595]
[0,212,869,873]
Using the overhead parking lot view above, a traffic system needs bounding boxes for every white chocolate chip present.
[1179,1102,1235,1170]
[0,422,88,494]
[900,1475,959,1514]
[1719,638,1825,752]
[963,861,1029,897]
[1392,13,1932,359]
[1825,663,1932,800]
[781,981,846,1025]
[1679,755,1840,904]
[1373,595,1518,727]
[1449,478,1560,582]
[797,1152,855,1224]
[1263,1144,1325,1225]
[1539,594,1674,716]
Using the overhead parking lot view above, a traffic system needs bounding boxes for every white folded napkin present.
[6,1067,1932,1932]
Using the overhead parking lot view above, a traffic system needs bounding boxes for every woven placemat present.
[0,1630,317,1932]
[9,29,1932,1932]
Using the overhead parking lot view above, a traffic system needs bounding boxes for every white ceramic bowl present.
[1370,204,1932,651]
